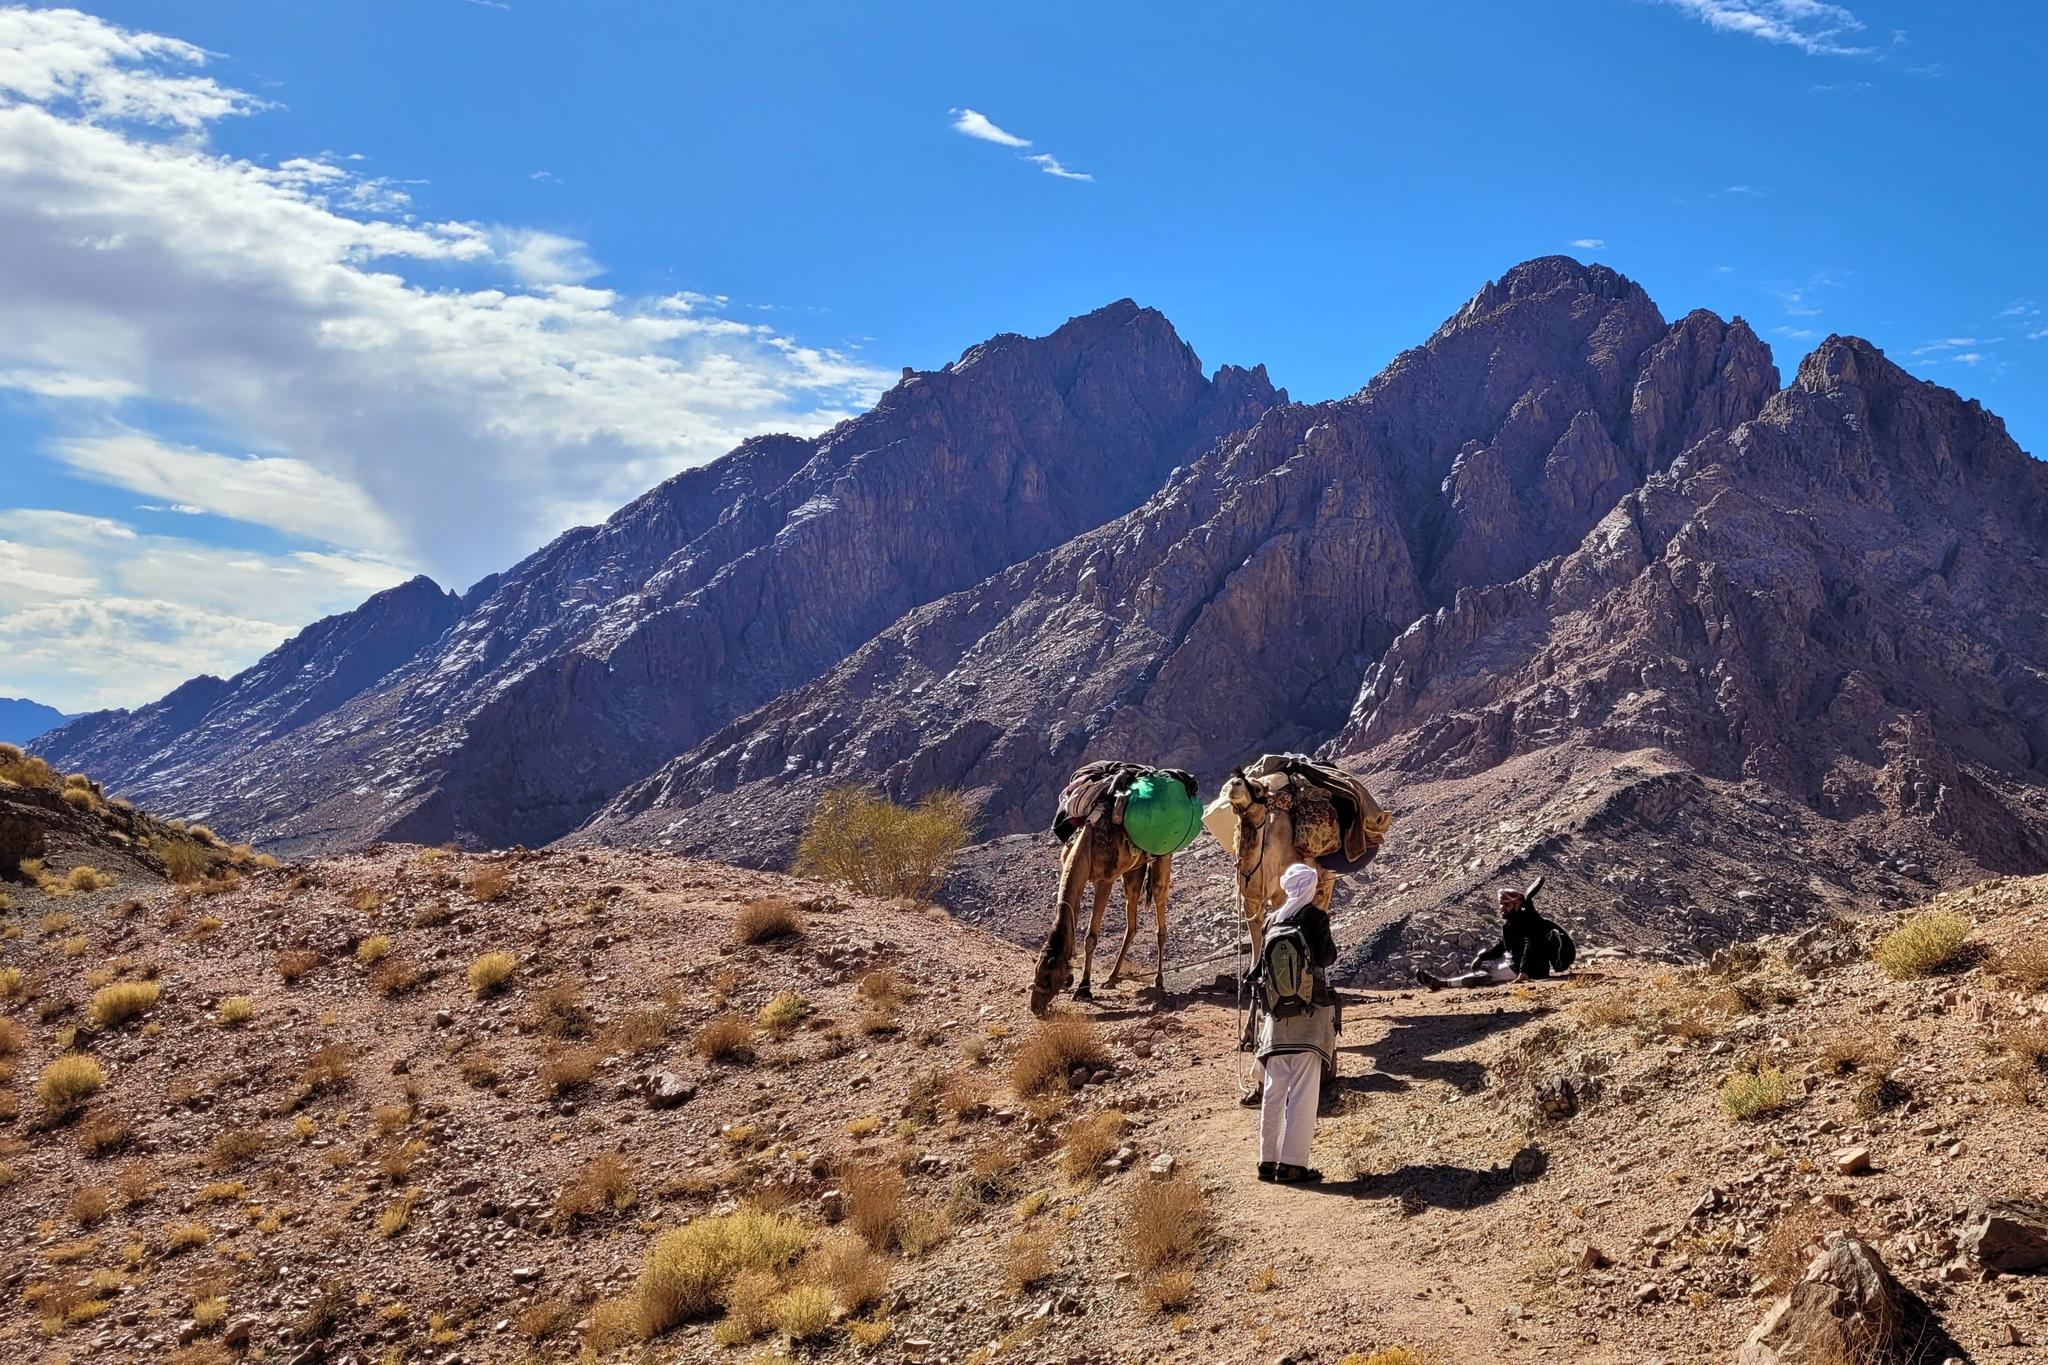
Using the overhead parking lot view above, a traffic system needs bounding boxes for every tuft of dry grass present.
[803,1230,890,1313]
[634,1209,811,1336]
[756,991,810,1038]
[204,1127,265,1171]
[355,934,391,965]
[88,980,160,1027]
[1991,940,2048,994]
[348,887,384,914]
[1010,1014,1108,1097]
[1872,909,1973,978]
[1125,1174,1209,1270]
[69,1184,112,1227]
[773,1283,835,1340]
[77,1111,132,1158]
[843,1162,905,1250]
[466,950,518,997]
[371,957,422,997]
[1819,1031,1898,1075]
[516,1297,578,1342]
[1058,1109,1127,1184]
[1001,1229,1056,1294]
[65,865,115,894]
[1757,1206,1844,1292]
[694,1013,756,1064]
[734,897,805,946]
[376,1195,415,1238]
[217,995,256,1027]
[529,983,593,1039]
[466,865,512,902]
[1144,1268,1196,1312]
[1719,1066,1791,1121]
[277,949,321,984]
[555,1152,636,1228]
[299,1043,354,1095]
[539,1045,600,1099]
[38,1054,107,1115]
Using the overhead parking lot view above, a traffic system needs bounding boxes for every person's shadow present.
[1300,1146,1547,1210]
[1334,1006,1547,1095]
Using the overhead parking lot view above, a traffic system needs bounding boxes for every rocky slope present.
[35,303,1276,854]
[3,833,2045,1363]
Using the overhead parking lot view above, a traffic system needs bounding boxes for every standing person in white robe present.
[1253,862,1339,1183]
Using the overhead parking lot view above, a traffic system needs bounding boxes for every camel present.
[1028,818,1172,1016]
[1225,766,1338,949]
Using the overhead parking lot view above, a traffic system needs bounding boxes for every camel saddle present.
[1239,753,1390,871]
[1051,761,1197,843]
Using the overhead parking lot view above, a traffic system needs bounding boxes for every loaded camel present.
[1028,818,1172,1016]
[1225,765,1339,947]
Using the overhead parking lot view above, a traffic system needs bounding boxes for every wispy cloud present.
[1772,325,1818,341]
[1025,153,1092,182]
[1911,337,1989,356]
[1720,184,1770,197]
[1569,237,1607,250]
[2030,328,2048,342]
[1996,300,2040,319]
[948,107,1031,148]
[1648,0,1872,57]
[948,108,1091,182]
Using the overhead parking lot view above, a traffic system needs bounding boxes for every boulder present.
[1738,1234,1905,1365]
[1959,1196,2048,1273]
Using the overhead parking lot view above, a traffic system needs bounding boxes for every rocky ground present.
[3,836,2046,1364]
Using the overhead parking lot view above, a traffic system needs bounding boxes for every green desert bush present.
[1719,1065,1791,1120]
[1872,910,1973,979]
[794,786,970,904]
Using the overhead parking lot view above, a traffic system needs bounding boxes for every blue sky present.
[1,1,2042,712]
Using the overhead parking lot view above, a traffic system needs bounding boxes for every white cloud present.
[1025,152,1092,182]
[0,6,893,596]
[1772,325,1818,340]
[495,228,599,285]
[50,433,405,555]
[1996,300,2039,319]
[948,107,1031,147]
[0,504,414,709]
[0,367,138,400]
[1720,184,1770,196]
[1650,1,1872,57]
[2030,328,2048,341]
[1569,237,1606,250]
[1953,352,1983,366]
[1910,337,1992,356]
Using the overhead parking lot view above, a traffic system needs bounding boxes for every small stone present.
[1633,1282,1662,1303]
[1578,1244,1610,1271]
[1148,1152,1177,1179]
[1834,1146,1872,1176]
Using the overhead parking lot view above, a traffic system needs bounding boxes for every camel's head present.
[1229,769,1301,914]
[1029,923,1074,1016]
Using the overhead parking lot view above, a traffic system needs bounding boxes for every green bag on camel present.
[1119,770,1202,855]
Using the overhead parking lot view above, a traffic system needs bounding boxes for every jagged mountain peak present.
[1432,255,1658,344]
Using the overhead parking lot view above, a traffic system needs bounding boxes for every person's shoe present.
[1256,1162,1278,1182]
[1238,1088,1261,1107]
[1414,968,1445,992]
[1273,1164,1325,1184]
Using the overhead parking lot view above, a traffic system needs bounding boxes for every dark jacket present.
[1252,900,1341,1065]
[1476,904,1563,978]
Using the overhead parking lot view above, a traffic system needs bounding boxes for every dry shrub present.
[734,897,805,946]
[38,1054,107,1114]
[539,1045,600,1098]
[88,980,159,1027]
[69,1185,112,1227]
[1719,1066,1791,1120]
[0,743,56,787]
[204,1127,265,1171]
[695,1013,755,1064]
[556,1152,636,1228]
[1854,1074,1912,1116]
[466,950,518,997]
[757,991,810,1038]
[1002,1229,1056,1294]
[1820,1032,1897,1075]
[584,1296,640,1354]
[857,967,908,1008]
[774,1283,834,1340]
[217,996,255,1027]
[277,949,321,984]
[1010,1015,1109,1097]
[355,934,391,965]
[299,1043,354,1095]
[165,1222,211,1252]
[77,1111,132,1157]
[466,865,511,902]
[376,1195,414,1238]
[516,1296,578,1342]
[349,888,384,914]
[604,1007,672,1055]
[1345,1351,1429,1365]
[66,865,114,893]
[457,1049,503,1088]
[804,1230,889,1312]
[843,1162,905,1250]
[1992,941,2048,994]
[0,1016,21,1056]
[897,1203,952,1257]
[714,1267,780,1345]
[634,1209,811,1336]
[529,983,593,1039]
[1143,1268,1195,1312]
[1058,1109,1127,1183]
[1757,1206,1845,1292]
[371,957,421,997]
[1125,1175,1209,1269]
[794,786,970,903]
[1872,910,1974,979]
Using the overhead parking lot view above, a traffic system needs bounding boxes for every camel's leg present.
[1150,856,1172,994]
[1074,876,1112,1001]
[1106,863,1145,984]
[1029,834,1090,1015]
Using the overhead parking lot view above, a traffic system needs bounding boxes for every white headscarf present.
[1277,862,1319,914]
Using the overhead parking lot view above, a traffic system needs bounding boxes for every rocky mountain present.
[0,695,66,745]
[34,301,1278,852]
[578,259,2048,977]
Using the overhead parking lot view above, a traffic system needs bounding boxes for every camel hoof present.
[1072,983,1093,1002]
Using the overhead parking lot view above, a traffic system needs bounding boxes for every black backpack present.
[1255,910,1318,1018]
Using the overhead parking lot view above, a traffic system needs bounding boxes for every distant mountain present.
[0,696,67,746]
[33,301,1279,849]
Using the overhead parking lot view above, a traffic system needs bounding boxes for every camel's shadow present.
[1338,1006,1547,1094]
